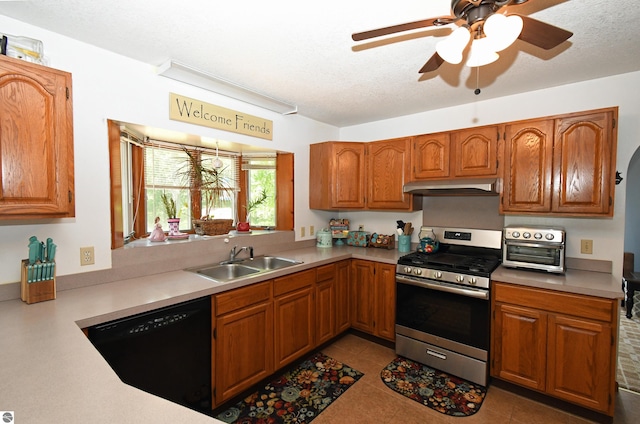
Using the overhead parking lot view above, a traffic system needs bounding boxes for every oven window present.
[396,282,489,350]
[506,244,561,266]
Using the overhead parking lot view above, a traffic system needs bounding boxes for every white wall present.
[341,71,640,281]
[0,15,339,284]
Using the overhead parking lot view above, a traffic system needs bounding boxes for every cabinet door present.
[332,142,366,208]
[492,303,547,391]
[316,265,336,346]
[411,132,450,179]
[274,286,315,369]
[451,126,499,178]
[335,260,351,334]
[552,111,615,215]
[374,262,396,341]
[215,301,273,404]
[546,314,612,413]
[502,119,554,213]
[0,56,74,218]
[367,138,414,210]
[350,260,375,333]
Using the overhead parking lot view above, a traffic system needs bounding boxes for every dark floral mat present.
[381,356,487,417]
[215,352,363,423]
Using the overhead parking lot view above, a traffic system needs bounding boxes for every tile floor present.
[311,333,640,424]
[618,303,640,393]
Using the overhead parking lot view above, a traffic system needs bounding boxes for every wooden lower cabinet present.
[350,259,395,341]
[335,260,351,334]
[274,270,316,369]
[213,281,274,406]
[491,281,617,416]
[211,259,386,408]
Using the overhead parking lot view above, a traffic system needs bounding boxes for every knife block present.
[21,259,56,304]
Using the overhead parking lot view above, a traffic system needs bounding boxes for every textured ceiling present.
[1,0,638,127]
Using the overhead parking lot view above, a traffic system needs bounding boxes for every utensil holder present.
[21,259,56,304]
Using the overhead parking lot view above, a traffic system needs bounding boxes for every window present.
[144,146,191,232]
[242,155,276,227]
[108,120,294,249]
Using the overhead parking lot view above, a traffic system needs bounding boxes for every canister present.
[316,228,333,248]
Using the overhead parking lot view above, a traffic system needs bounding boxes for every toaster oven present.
[502,226,566,274]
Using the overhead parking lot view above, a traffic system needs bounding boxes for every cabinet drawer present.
[316,263,336,282]
[215,281,272,316]
[274,269,315,297]
[493,282,614,322]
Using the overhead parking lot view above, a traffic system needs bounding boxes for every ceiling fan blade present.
[517,15,573,50]
[352,17,453,42]
[419,53,445,74]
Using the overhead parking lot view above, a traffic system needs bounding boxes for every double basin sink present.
[187,255,303,283]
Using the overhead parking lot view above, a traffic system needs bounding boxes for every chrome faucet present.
[228,245,254,262]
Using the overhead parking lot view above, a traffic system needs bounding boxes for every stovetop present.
[398,247,501,278]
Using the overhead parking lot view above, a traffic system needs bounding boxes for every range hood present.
[403,179,499,196]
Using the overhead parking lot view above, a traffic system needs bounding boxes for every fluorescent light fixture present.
[157,60,298,115]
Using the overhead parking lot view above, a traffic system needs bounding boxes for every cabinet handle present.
[68,190,73,203]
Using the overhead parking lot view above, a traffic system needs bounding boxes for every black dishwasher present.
[88,296,212,413]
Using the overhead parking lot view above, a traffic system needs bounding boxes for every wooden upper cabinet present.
[412,132,450,179]
[309,142,366,209]
[552,110,616,215]
[0,56,74,218]
[502,119,554,213]
[367,137,415,210]
[310,139,418,211]
[451,126,499,177]
[501,108,617,216]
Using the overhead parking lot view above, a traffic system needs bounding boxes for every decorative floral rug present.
[381,356,487,417]
[215,352,363,423]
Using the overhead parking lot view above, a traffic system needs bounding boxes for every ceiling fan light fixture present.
[436,25,471,65]
[465,37,499,67]
[483,13,523,52]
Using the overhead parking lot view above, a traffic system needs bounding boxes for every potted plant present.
[160,191,181,236]
[178,147,235,235]
[238,188,268,232]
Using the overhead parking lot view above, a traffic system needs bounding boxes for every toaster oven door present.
[503,240,565,273]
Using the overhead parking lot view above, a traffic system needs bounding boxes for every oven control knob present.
[512,231,520,238]
[523,232,531,239]
[534,232,542,240]
[434,271,443,279]
[456,275,465,283]
[469,277,477,285]
[546,233,555,240]
[414,269,423,276]
[404,267,412,274]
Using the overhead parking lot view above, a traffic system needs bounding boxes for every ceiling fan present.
[352,0,573,73]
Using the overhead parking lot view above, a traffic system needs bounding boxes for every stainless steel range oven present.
[395,227,502,386]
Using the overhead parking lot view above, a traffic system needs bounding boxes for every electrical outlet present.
[301,227,306,237]
[80,246,95,266]
[310,226,315,236]
[580,239,593,255]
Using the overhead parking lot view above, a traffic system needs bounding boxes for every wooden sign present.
[169,93,273,140]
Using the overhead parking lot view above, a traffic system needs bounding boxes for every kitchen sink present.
[244,255,302,270]
[187,255,302,283]
[191,263,261,282]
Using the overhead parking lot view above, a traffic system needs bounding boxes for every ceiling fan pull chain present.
[475,67,481,95]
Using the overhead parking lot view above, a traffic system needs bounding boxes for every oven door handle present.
[396,275,489,300]
[505,241,564,249]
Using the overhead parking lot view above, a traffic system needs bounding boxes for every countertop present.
[491,265,624,299]
[0,245,400,424]
[0,245,621,423]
